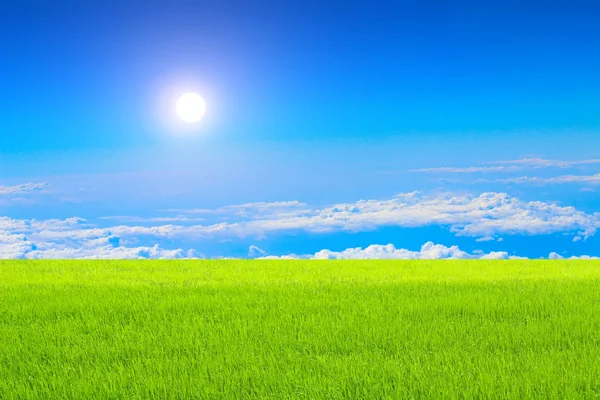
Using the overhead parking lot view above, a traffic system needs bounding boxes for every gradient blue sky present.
[1,0,599,259]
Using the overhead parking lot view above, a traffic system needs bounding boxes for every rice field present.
[1,260,600,399]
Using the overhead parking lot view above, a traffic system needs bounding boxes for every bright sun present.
[176,93,206,123]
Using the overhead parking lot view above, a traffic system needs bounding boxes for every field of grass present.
[1,260,600,399]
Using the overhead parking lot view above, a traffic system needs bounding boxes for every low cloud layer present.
[255,243,598,260]
[257,242,519,260]
[156,192,600,240]
[1,191,599,259]
[548,252,599,260]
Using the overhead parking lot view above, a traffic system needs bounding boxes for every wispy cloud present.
[498,174,600,186]
[98,216,206,223]
[408,158,600,174]
[0,182,48,195]
[492,158,600,168]
[161,201,309,218]
[248,245,267,258]
[409,166,520,173]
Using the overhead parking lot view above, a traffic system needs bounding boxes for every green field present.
[2,260,600,399]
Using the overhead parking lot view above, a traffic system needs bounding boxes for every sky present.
[1,0,600,259]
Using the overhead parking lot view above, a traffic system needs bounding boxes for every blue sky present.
[1,0,599,259]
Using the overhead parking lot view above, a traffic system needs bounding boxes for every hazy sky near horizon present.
[1,0,600,259]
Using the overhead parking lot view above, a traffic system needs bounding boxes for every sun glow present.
[176,93,206,123]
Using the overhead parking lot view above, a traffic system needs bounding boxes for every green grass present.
[1,260,600,399]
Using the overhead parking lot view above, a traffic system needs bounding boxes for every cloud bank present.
[255,243,598,260]
[257,242,519,260]
[1,191,599,259]
[152,192,600,240]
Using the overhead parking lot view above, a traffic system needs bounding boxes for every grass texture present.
[1,260,600,399]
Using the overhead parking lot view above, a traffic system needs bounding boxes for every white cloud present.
[248,245,267,258]
[0,219,202,259]
[223,192,599,240]
[0,237,202,260]
[312,242,513,260]
[24,244,202,260]
[257,242,520,260]
[549,252,599,260]
[258,242,599,260]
